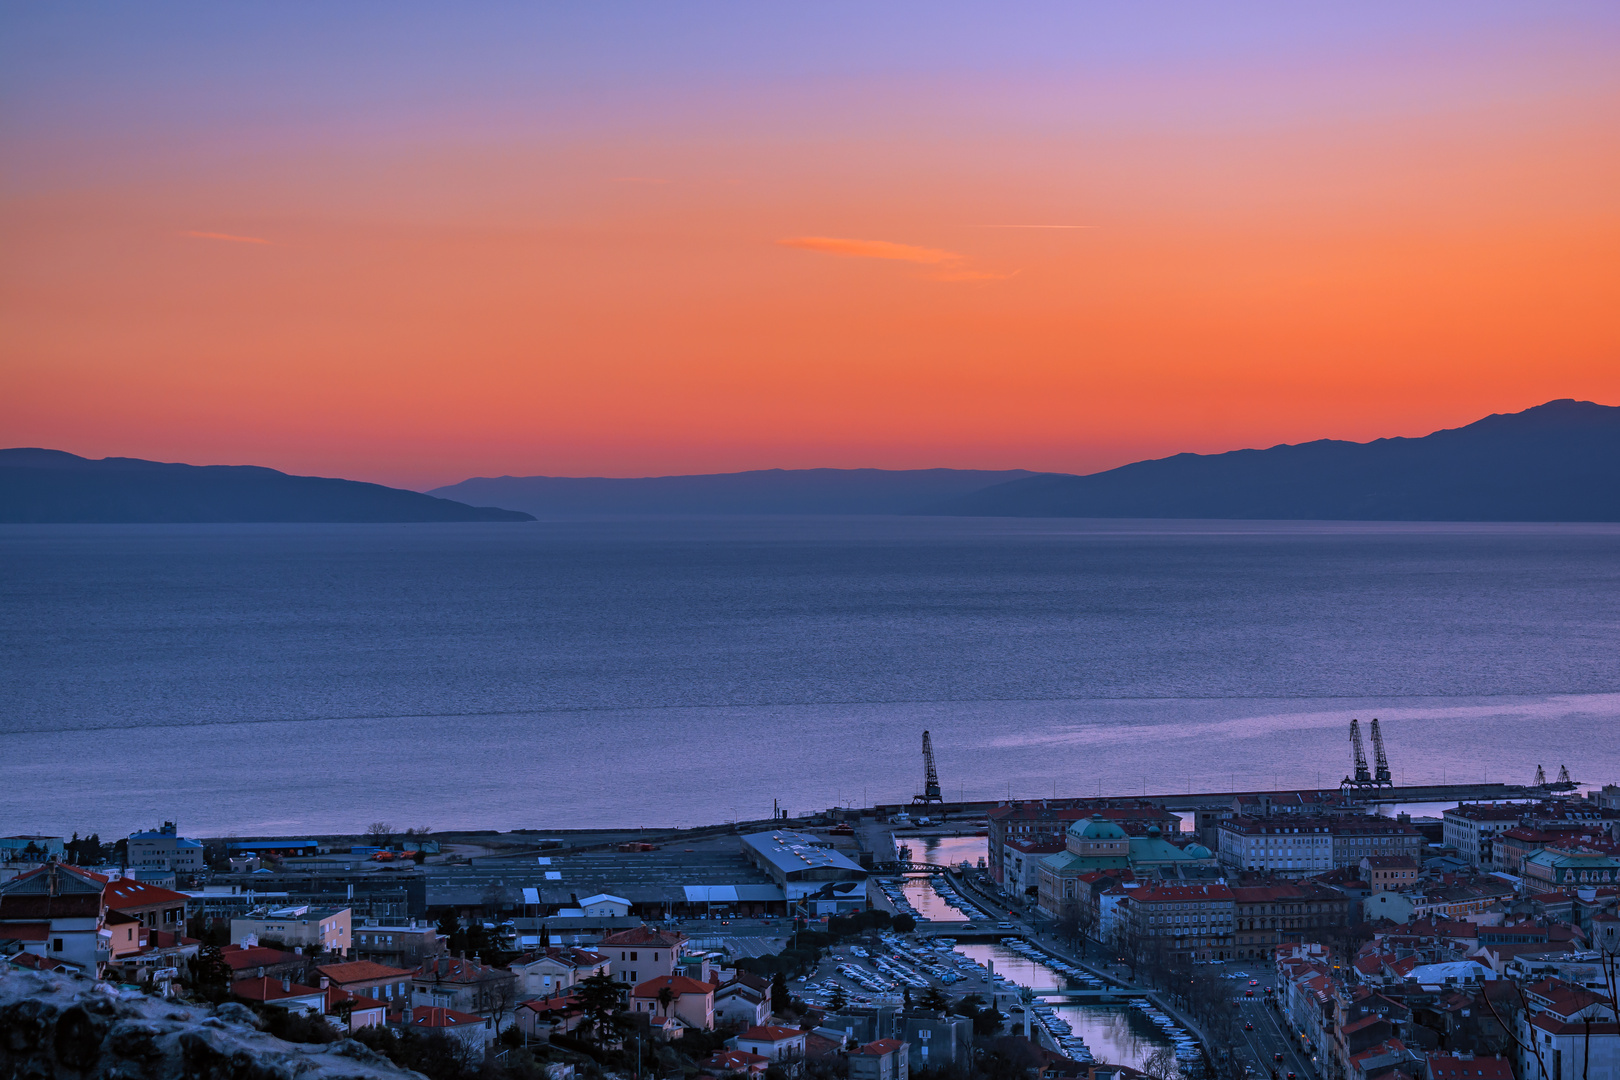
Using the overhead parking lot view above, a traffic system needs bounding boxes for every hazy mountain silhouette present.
[0,449,535,523]
[430,468,1040,517]
[922,399,1620,520]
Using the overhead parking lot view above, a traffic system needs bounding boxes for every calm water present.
[3,519,1619,836]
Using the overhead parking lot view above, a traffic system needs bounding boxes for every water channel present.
[894,834,1182,1073]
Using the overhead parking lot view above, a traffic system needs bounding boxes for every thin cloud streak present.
[183,230,272,245]
[778,235,960,264]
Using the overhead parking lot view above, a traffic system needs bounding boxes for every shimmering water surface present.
[3,518,1619,835]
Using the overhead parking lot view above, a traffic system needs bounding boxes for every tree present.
[827,984,848,1011]
[188,943,231,1000]
[893,913,917,933]
[365,822,394,845]
[972,1004,1005,1037]
[436,910,460,940]
[575,973,626,1048]
[658,984,676,1018]
[771,970,790,1014]
[1140,1047,1177,1080]
[919,987,950,1014]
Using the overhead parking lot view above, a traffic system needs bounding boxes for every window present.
[53,938,64,952]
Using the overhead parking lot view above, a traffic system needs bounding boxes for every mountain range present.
[4,399,1616,522]
[0,449,534,523]
[428,468,1039,517]
[925,398,1620,520]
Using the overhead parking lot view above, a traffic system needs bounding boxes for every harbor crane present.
[913,730,944,806]
[1342,718,1393,792]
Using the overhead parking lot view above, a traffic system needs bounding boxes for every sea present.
[3,518,1619,838]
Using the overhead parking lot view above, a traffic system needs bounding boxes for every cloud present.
[928,267,1021,282]
[779,234,1017,283]
[183,230,272,245]
[777,236,960,265]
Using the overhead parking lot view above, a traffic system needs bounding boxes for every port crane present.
[913,730,944,806]
[1342,719,1393,792]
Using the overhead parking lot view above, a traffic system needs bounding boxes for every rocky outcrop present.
[0,968,422,1080]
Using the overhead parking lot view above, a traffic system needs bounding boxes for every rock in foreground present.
[0,968,421,1080]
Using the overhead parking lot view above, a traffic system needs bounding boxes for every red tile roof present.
[103,879,189,909]
[1426,1054,1513,1080]
[631,974,713,999]
[739,1025,804,1042]
[0,922,50,942]
[703,1050,769,1073]
[410,1006,487,1029]
[220,944,299,971]
[853,1039,905,1056]
[234,976,324,1003]
[413,956,506,983]
[599,926,686,948]
[317,960,414,984]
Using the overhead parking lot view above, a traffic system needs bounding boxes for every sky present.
[3,3,1618,489]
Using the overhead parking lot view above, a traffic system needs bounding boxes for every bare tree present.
[1140,1047,1177,1080]
[364,822,394,844]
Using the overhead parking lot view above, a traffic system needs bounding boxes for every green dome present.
[1068,813,1127,841]
[1183,843,1213,859]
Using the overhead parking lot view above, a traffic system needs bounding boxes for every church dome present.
[1183,843,1213,859]
[1068,813,1127,841]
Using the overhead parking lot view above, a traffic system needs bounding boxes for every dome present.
[1068,813,1127,841]
[1183,843,1213,859]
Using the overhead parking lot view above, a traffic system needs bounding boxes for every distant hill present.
[0,450,535,523]
[429,468,1040,517]
[921,399,1620,520]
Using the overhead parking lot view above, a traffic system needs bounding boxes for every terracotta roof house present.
[1425,1053,1513,1080]
[0,863,109,975]
[233,976,326,1014]
[220,942,306,982]
[631,974,715,1032]
[849,1039,909,1080]
[411,955,517,1018]
[316,959,414,1005]
[511,946,611,997]
[600,926,687,985]
[102,878,189,931]
[701,1049,770,1077]
[407,1006,494,1051]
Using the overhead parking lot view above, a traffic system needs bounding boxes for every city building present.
[406,1006,495,1052]
[739,830,867,916]
[315,959,415,1005]
[848,1039,908,1080]
[1443,805,1525,868]
[714,972,772,1028]
[1359,856,1419,893]
[732,1025,808,1067]
[599,925,687,985]
[0,836,66,864]
[230,904,352,955]
[233,975,326,1014]
[631,974,716,1031]
[986,801,1179,888]
[103,878,189,933]
[1126,882,1234,962]
[1001,838,1065,899]
[1521,846,1620,893]
[0,862,108,974]
[1231,883,1351,960]
[411,955,517,1018]
[127,823,205,876]
[510,946,610,997]
[1037,816,1214,919]
[352,919,441,967]
[220,942,308,983]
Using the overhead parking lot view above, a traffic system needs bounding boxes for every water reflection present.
[955,941,1176,1071]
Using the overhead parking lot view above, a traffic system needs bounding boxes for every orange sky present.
[3,7,1618,489]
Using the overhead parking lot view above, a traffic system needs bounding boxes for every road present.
[1231,986,1319,1080]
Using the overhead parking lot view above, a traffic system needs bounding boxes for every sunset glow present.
[3,4,1618,488]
